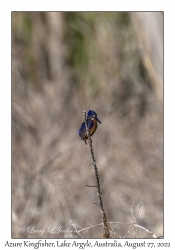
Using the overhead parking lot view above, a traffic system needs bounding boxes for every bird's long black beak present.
[95,117,101,124]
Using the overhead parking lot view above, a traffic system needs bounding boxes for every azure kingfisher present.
[79,110,101,144]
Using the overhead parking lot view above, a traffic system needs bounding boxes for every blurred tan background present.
[12,12,163,238]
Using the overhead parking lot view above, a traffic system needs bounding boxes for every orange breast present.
[89,119,97,136]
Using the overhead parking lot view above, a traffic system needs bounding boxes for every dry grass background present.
[12,12,163,238]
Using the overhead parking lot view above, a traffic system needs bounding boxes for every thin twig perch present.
[83,110,111,238]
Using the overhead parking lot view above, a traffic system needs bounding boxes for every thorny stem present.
[83,110,111,238]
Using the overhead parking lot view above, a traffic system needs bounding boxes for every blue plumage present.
[79,110,101,144]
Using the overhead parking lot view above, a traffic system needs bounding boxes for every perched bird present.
[79,110,101,144]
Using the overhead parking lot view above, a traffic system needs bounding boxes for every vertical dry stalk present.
[83,110,111,238]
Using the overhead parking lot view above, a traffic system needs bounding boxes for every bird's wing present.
[79,122,86,139]
[79,120,93,139]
